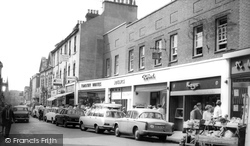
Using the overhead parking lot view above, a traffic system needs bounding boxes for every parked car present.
[45,107,61,124]
[114,108,174,141]
[13,105,29,123]
[55,108,84,128]
[79,106,125,133]
[42,107,52,121]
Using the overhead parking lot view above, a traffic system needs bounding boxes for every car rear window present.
[106,111,125,118]
[13,107,28,111]
[139,112,163,120]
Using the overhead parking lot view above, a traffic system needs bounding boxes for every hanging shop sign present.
[231,55,250,75]
[80,82,102,89]
[60,55,69,62]
[142,73,156,81]
[66,85,74,93]
[53,78,62,86]
[171,77,221,91]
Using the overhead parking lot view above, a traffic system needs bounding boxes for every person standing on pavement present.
[192,103,203,120]
[1,104,15,138]
[213,100,222,120]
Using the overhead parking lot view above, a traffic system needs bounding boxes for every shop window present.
[216,16,227,51]
[193,25,203,56]
[170,34,178,62]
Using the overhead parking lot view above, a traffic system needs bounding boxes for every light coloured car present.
[31,105,43,118]
[44,107,60,123]
[114,108,174,141]
[79,103,124,133]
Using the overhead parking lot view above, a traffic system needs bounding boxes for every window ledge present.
[128,70,134,73]
[193,54,203,59]
[139,67,145,71]
[154,63,162,67]
[114,73,119,76]
[215,49,226,54]
[169,60,178,64]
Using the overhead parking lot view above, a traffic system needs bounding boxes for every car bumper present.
[141,130,173,136]
[65,121,79,125]
[99,125,114,130]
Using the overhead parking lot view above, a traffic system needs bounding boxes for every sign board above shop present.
[80,82,102,89]
[231,55,250,75]
[53,78,62,86]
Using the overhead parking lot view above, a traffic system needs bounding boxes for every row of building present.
[27,0,250,133]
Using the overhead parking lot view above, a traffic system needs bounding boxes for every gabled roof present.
[39,57,48,73]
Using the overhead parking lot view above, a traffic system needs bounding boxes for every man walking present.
[1,104,15,138]
[192,103,203,120]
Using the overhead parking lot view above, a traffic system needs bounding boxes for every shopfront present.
[78,81,105,107]
[169,77,221,130]
[230,55,250,124]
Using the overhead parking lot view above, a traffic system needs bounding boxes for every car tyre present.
[64,121,67,128]
[80,122,88,131]
[158,135,167,142]
[134,128,141,141]
[95,125,100,134]
[56,120,59,126]
[115,125,121,137]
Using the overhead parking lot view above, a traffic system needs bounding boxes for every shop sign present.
[60,55,69,62]
[57,88,65,94]
[66,85,74,92]
[186,82,200,90]
[53,78,62,86]
[231,55,250,74]
[80,82,102,88]
[51,90,57,97]
[114,80,125,85]
[142,73,156,81]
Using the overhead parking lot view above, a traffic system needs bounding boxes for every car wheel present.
[80,122,88,131]
[64,121,67,128]
[158,135,167,142]
[95,125,100,134]
[115,125,121,137]
[134,128,141,140]
[56,120,59,126]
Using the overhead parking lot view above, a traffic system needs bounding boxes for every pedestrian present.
[213,100,222,120]
[157,104,164,115]
[191,103,203,120]
[38,107,43,121]
[190,105,197,120]
[1,104,15,138]
[203,105,213,121]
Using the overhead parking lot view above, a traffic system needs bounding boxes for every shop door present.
[150,92,159,106]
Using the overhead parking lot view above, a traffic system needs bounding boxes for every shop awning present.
[47,92,74,101]
[135,83,167,92]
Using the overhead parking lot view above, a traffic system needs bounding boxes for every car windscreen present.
[106,111,125,118]
[13,107,28,111]
[139,112,163,120]
[67,109,77,115]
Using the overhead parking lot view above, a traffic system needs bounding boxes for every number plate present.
[155,125,165,129]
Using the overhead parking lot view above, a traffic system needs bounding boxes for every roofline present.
[127,0,176,28]
[103,22,127,36]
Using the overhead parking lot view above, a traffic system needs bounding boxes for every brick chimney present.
[85,9,99,21]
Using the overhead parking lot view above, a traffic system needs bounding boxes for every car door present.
[126,111,138,134]
[85,109,94,127]
[119,111,132,133]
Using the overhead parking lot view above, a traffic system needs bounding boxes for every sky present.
[0,0,172,91]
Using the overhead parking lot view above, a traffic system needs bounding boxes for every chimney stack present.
[85,9,99,21]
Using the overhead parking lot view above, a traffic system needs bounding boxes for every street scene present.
[0,0,250,146]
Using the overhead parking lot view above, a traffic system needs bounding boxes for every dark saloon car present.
[55,108,84,128]
[13,105,29,123]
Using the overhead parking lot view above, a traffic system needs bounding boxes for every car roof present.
[128,108,161,114]
[93,103,122,108]
[14,105,28,108]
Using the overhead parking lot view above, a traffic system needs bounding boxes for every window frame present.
[128,49,134,72]
[74,36,77,53]
[139,45,145,69]
[193,25,203,57]
[216,16,227,52]
[114,55,119,75]
[73,63,76,76]
[170,34,178,62]
[106,58,110,77]
[68,65,70,76]
[154,39,163,66]
[69,40,71,56]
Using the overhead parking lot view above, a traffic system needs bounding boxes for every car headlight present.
[150,124,154,128]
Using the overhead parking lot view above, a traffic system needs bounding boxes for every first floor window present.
[216,16,227,51]
[106,58,110,76]
[155,40,162,65]
[68,65,70,76]
[139,46,145,69]
[194,25,203,56]
[170,34,178,61]
[114,55,119,75]
[73,63,76,76]
[128,49,134,71]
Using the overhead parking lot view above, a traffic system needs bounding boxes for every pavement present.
[168,131,185,144]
